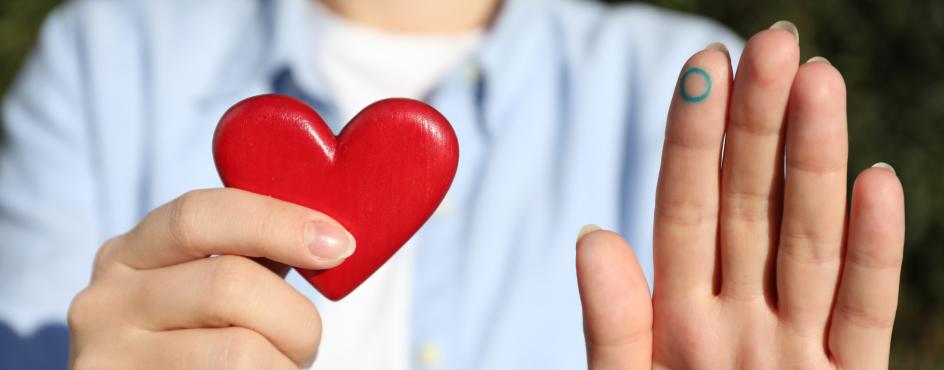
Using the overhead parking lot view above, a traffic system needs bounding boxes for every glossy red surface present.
[213,94,459,300]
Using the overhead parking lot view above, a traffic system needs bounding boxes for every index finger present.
[101,188,356,271]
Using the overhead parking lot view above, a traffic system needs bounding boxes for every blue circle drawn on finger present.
[680,67,711,103]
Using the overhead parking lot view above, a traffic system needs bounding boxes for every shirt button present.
[416,342,444,368]
[433,197,453,217]
[464,64,481,85]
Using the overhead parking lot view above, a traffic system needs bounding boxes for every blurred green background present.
[1,0,942,368]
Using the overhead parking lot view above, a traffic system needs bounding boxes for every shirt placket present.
[410,61,488,370]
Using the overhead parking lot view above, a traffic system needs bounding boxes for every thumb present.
[576,225,653,370]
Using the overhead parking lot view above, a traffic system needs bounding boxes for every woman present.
[0,0,904,369]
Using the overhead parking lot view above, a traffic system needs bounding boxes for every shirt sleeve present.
[0,4,101,361]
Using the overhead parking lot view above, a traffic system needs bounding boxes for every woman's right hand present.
[67,188,356,370]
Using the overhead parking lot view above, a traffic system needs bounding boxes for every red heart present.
[212,94,459,300]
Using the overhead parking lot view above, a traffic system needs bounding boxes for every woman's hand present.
[67,188,355,369]
[578,22,905,369]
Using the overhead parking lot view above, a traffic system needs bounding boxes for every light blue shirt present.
[0,0,742,368]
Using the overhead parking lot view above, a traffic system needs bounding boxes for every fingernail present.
[576,224,602,243]
[807,56,831,65]
[704,42,730,57]
[307,221,356,261]
[871,162,897,176]
[769,20,799,44]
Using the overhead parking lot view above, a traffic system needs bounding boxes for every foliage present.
[0,0,61,94]
[2,0,942,367]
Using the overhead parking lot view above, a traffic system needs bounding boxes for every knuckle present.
[254,201,309,251]
[168,190,210,247]
[294,300,322,363]
[220,329,275,370]
[252,211,288,255]
[655,197,717,228]
[786,155,846,175]
[67,287,100,333]
[70,354,108,370]
[91,237,121,278]
[836,300,896,329]
[722,190,775,224]
[845,244,903,270]
[730,105,784,136]
[206,256,258,307]
[778,228,842,265]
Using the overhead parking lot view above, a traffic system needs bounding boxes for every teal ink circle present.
[680,68,711,103]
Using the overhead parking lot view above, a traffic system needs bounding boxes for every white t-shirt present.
[306,3,483,369]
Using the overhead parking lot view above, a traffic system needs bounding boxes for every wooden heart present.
[213,94,459,300]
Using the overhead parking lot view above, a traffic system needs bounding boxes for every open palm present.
[577,22,905,370]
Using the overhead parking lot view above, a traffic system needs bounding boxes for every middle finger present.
[719,23,799,301]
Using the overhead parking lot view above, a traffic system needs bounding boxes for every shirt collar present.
[476,0,549,75]
[266,0,555,130]
[269,0,334,101]
[472,0,555,134]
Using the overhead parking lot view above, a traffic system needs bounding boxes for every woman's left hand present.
[577,21,905,370]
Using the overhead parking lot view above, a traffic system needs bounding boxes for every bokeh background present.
[2,0,942,368]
